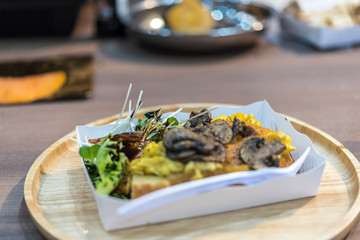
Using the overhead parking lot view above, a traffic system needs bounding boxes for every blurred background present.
[1,0,360,239]
[1,0,359,106]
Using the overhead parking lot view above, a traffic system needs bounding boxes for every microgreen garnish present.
[110,84,144,135]
[135,108,182,142]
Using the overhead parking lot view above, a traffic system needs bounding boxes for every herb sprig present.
[135,108,180,142]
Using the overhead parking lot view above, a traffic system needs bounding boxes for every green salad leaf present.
[166,116,179,126]
[79,144,100,163]
[79,108,182,198]
[79,137,130,197]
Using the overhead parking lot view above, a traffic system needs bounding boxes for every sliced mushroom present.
[166,142,226,163]
[166,149,197,160]
[184,108,211,131]
[163,128,226,163]
[201,119,233,144]
[163,128,215,154]
[200,142,226,162]
[232,117,257,139]
[240,137,286,169]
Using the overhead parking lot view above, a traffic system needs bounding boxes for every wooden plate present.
[24,103,360,240]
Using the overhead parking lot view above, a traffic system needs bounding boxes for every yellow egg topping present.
[131,142,184,177]
[263,130,296,155]
[131,142,224,179]
[184,161,223,180]
[212,112,262,127]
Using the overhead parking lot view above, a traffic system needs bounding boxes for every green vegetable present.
[112,193,130,199]
[166,116,179,126]
[79,144,100,163]
[135,110,180,142]
[79,137,130,196]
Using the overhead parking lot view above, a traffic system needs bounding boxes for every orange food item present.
[166,0,215,35]
[0,71,66,104]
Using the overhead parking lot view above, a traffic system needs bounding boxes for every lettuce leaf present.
[79,138,130,196]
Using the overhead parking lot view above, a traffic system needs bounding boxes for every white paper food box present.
[76,101,326,231]
[280,13,360,50]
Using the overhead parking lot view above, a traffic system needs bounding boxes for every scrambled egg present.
[184,161,223,180]
[212,113,262,127]
[131,142,184,177]
[131,141,224,179]
[263,131,296,155]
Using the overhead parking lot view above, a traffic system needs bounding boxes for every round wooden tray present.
[24,103,360,240]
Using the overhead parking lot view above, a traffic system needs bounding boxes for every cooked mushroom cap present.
[185,114,256,145]
[163,128,226,163]
[201,119,233,144]
[163,128,215,154]
[240,137,286,169]
[232,117,257,139]
[184,108,211,131]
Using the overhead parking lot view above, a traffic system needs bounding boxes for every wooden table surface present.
[1,25,360,239]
